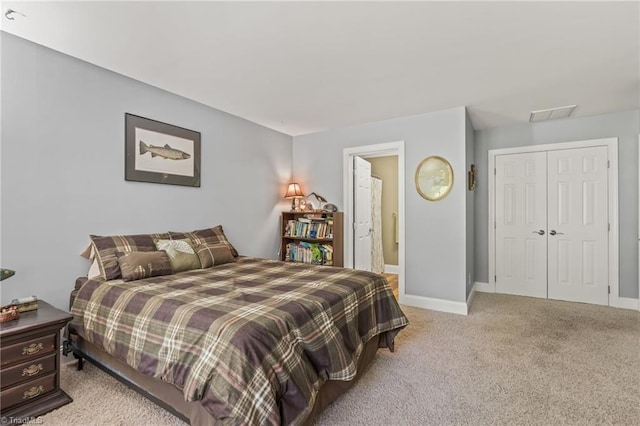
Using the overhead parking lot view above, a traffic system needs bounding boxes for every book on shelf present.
[284,217,334,239]
[285,242,334,266]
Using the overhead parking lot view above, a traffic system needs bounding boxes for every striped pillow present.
[195,243,235,268]
[90,233,169,280]
[169,225,238,257]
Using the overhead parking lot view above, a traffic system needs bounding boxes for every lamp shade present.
[284,183,304,199]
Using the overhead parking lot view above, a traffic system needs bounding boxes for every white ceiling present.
[1,1,639,136]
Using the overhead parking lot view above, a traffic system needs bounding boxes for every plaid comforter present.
[70,257,408,425]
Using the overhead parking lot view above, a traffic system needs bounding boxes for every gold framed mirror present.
[415,156,454,201]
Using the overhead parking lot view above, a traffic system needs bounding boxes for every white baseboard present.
[611,297,640,311]
[384,264,399,274]
[403,294,469,315]
[473,281,495,293]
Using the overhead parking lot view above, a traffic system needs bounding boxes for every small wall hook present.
[5,9,27,20]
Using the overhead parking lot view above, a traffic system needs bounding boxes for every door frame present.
[488,137,620,307]
[343,141,406,303]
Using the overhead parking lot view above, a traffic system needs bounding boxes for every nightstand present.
[0,301,73,422]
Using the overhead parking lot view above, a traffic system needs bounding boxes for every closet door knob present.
[532,230,545,235]
[549,230,564,236]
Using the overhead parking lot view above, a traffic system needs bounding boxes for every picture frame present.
[415,155,454,201]
[125,113,201,187]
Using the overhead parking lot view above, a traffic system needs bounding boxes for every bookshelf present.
[280,211,343,267]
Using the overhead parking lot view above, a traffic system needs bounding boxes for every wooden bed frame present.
[63,328,381,425]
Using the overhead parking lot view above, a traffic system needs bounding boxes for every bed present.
[66,250,408,425]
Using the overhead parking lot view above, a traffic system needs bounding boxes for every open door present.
[354,156,372,271]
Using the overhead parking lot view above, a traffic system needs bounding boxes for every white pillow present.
[155,239,196,257]
[87,258,101,279]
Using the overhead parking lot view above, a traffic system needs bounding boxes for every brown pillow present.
[169,225,238,257]
[90,233,170,281]
[195,243,235,268]
[116,251,172,282]
[154,239,201,273]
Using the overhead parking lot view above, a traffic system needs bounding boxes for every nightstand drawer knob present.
[23,385,44,400]
[22,363,44,377]
[22,343,44,355]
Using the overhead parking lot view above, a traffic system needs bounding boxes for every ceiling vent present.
[529,105,577,123]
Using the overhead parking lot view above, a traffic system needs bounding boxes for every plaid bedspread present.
[70,257,408,425]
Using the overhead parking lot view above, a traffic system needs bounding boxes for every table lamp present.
[284,183,305,211]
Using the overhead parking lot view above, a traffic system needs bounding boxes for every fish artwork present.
[139,141,191,160]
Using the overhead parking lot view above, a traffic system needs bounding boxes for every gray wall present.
[465,110,475,298]
[1,33,293,310]
[293,107,469,303]
[474,109,640,299]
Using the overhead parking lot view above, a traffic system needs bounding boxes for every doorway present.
[488,138,619,306]
[343,141,405,303]
[368,156,400,274]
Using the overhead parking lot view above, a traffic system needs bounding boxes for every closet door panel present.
[547,147,609,305]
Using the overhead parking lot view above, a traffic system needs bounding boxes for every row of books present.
[284,217,334,239]
[284,242,334,265]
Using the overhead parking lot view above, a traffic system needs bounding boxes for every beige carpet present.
[42,293,639,425]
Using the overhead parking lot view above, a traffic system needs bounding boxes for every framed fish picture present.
[125,113,201,187]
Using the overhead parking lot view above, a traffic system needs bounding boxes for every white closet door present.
[495,152,548,298]
[547,147,609,305]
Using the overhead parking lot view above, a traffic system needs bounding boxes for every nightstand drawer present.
[0,334,56,368]
[1,353,56,390]
[0,372,56,411]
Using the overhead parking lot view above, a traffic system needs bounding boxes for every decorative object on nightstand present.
[0,306,19,323]
[0,300,73,422]
[11,296,39,313]
[280,211,343,267]
[284,182,305,211]
[0,268,19,323]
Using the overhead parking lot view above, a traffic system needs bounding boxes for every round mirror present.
[415,156,454,201]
